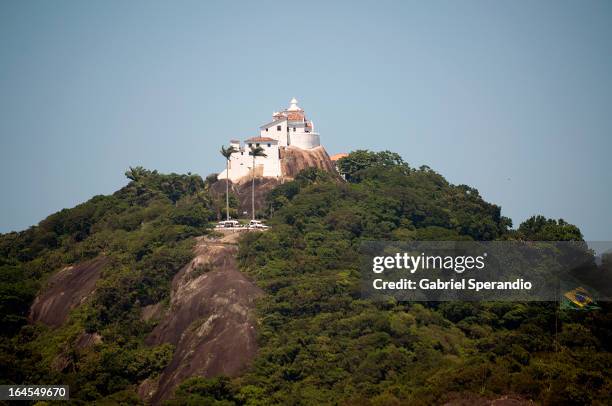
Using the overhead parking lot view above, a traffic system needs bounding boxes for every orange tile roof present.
[245,136,277,142]
[330,153,348,161]
[287,111,304,121]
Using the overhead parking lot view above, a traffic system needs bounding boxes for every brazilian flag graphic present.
[561,287,600,311]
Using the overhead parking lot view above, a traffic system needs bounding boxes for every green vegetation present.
[0,168,219,401]
[1,152,610,405]
[226,151,610,405]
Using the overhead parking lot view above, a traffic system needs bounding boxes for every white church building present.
[218,98,321,182]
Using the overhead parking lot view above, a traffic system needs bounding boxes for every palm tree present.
[249,145,267,220]
[125,166,149,182]
[220,145,238,221]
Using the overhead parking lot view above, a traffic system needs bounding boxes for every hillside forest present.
[1,150,611,405]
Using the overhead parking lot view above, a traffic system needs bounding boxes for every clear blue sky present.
[1,1,611,240]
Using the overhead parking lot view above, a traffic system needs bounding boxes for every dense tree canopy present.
[0,169,219,400]
[336,149,410,182]
[228,151,610,405]
[518,215,583,241]
[1,151,610,405]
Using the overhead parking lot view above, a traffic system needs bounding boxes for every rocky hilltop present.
[3,151,607,405]
[211,145,338,217]
[280,146,336,179]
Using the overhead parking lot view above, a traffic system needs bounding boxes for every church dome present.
[287,97,302,112]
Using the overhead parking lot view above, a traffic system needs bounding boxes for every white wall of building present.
[218,149,250,181]
[260,120,288,146]
[218,140,281,182]
[218,98,321,181]
[247,140,281,178]
[290,132,320,149]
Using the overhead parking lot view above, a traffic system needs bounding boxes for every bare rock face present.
[210,146,337,218]
[210,177,283,218]
[144,234,263,404]
[280,145,336,178]
[141,302,164,322]
[137,376,159,402]
[29,256,109,328]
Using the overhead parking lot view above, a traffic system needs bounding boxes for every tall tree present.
[249,145,267,220]
[336,150,410,182]
[518,215,583,241]
[220,145,238,221]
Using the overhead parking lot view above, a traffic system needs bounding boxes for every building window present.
[256,143,260,147]
[277,125,281,131]
[265,128,268,132]
[248,143,252,147]
[293,127,296,132]
[267,143,271,147]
